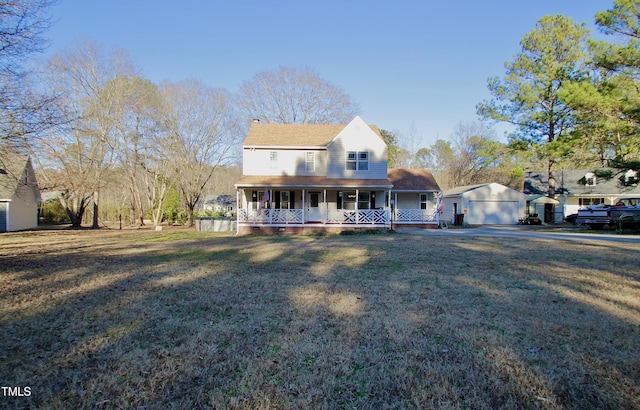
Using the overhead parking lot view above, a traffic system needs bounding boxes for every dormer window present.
[585,172,596,187]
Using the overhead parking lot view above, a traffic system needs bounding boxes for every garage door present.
[468,201,520,225]
[0,202,6,232]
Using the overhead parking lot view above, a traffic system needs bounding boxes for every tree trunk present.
[547,158,556,197]
[92,190,99,229]
[59,196,86,228]
[186,205,194,227]
[547,121,556,197]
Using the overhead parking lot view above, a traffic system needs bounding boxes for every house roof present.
[235,175,393,189]
[441,184,488,197]
[243,122,382,147]
[528,195,560,205]
[0,151,38,200]
[203,194,235,205]
[443,183,528,200]
[387,168,440,191]
[524,169,640,196]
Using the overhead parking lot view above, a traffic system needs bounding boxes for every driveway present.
[395,225,640,245]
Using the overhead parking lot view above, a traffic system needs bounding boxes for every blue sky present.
[46,1,609,148]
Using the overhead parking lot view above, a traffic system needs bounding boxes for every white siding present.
[443,183,527,225]
[8,183,38,231]
[394,192,435,209]
[468,200,520,224]
[243,148,326,176]
[326,117,387,179]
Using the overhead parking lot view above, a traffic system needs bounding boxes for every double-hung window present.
[270,151,278,170]
[280,191,291,209]
[346,151,369,171]
[305,152,315,172]
[420,194,428,210]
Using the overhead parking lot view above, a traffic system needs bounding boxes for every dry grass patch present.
[0,228,638,409]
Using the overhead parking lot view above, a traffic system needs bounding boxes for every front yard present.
[0,228,638,409]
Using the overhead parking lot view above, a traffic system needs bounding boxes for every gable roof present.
[443,183,528,199]
[0,151,38,200]
[442,184,488,197]
[387,168,440,191]
[243,120,382,148]
[524,169,640,196]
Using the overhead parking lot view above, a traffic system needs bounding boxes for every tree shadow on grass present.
[0,231,638,409]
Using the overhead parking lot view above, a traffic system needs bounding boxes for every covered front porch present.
[236,187,391,235]
[235,176,441,234]
[390,191,440,226]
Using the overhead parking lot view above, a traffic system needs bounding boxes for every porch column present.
[269,188,273,224]
[323,189,327,224]
[236,189,240,235]
[355,189,359,224]
[394,192,398,221]
[302,189,306,224]
[388,189,392,223]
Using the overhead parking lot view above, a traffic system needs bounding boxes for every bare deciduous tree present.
[449,121,501,186]
[159,79,239,226]
[0,0,57,150]
[413,122,501,190]
[38,42,136,227]
[237,66,360,125]
[101,74,159,226]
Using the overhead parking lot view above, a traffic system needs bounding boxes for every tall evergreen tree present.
[477,15,591,196]
[588,0,640,168]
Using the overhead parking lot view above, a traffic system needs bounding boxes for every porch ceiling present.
[235,175,393,189]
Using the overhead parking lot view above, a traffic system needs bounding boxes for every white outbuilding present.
[441,183,527,225]
[0,152,41,232]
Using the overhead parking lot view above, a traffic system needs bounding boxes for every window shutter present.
[290,191,295,208]
[275,191,281,209]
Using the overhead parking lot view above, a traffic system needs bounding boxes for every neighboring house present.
[234,116,441,234]
[202,194,236,214]
[0,152,41,232]
[441,183,528,225]
[524,168,640,221]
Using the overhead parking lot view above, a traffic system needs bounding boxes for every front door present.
[308,192,321,222]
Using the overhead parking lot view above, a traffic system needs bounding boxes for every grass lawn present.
[0,228,638,409]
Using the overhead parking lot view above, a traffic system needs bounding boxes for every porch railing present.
[238,209,303,224]
[238,208,390,225]
[326,209,389,224]
[394,208,437,222]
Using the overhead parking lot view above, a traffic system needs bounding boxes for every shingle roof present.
[0,151,30,200]
[524,169,640,196]
[387,168,440,191]
[441,184,488,197]
[243,122,382,147]
[235,175,393,189]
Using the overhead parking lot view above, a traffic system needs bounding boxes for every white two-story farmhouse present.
[234,116,441,234]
